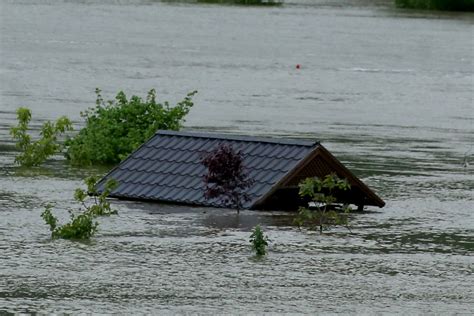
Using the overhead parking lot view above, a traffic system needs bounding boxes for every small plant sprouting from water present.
[42,205,98,240]
[41,177,118,240]
[201,143,254,213]
[197,0,282,6]
[249,225,269,256]
[294,174,351,233]
[10,107,73,167]
[74,176,119,217]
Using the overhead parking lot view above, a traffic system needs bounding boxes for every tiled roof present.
[97,131,319,209]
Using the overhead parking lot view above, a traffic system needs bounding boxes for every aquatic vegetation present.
[41,177,118,240]
[201,144,254,213]
[395,0,474,11]
[10,107,73,167]
[294,174,351,233]
[249,225,269,256]
[74,176,118,217]
[65,89,197,166]
[196,0,282,5]
[42,205,98,240]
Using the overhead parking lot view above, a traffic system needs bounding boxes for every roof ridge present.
[155,130,319,147]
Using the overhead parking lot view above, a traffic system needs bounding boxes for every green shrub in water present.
[65,89,197,166]
[74,176,119,217]
[10,107,73,167]
[197,0,281,5]
[41,177,118,240]
[42,205,98,240]
[249,225,269,256]
[294,174,351,233]
[395,0,474,11]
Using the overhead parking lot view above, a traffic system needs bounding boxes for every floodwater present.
[1,0,473,314]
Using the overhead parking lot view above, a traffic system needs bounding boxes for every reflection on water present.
[0,0,473,314]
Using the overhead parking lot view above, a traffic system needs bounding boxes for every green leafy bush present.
[10,107,73,167]
[249,225,269,256]
[294,174,351,233]
[65,89,197,166]
[41,177,118,240]
[395,0,474,11]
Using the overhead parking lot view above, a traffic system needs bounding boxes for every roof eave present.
[251,144,385,209]
[316,145,385,208]
[250,144,321,209]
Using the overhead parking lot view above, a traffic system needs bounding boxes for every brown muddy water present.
[0,0,473,314]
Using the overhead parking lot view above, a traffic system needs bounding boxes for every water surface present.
[0,0,473,314]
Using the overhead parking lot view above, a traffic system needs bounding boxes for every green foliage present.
[65,89,197,166]
[42,205,98,240]
[197,0,281,5]
[249,225,269,256]
[41,177,118,240]
[74,176,119,216]
[395,0,474,11]
[10,107,73,167]
[41,205,58,232]
[294,174,351,233]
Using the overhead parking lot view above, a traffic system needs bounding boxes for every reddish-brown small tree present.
[201,143,254,213]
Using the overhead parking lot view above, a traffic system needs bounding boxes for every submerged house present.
[97,130,385,210]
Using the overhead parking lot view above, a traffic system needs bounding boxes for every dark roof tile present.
[166,188,182,200]
[147,185,163,197]
[260,170,281,183]
[156,136,176,149]
[187,138,204,151]
[259,143,278,157]
[154,161,170,173]
[133,147,146,159]
[275,158,296,172]
[138,184,155,197]
[162,148,180,161]
[169,174,185,187]
[180,189,196,202]
[120,158,136,170]
[174,188,189,201]
[239,142,258,155]
[157,186,172,199]
[277,145,296,159]
[140,172,156,185]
